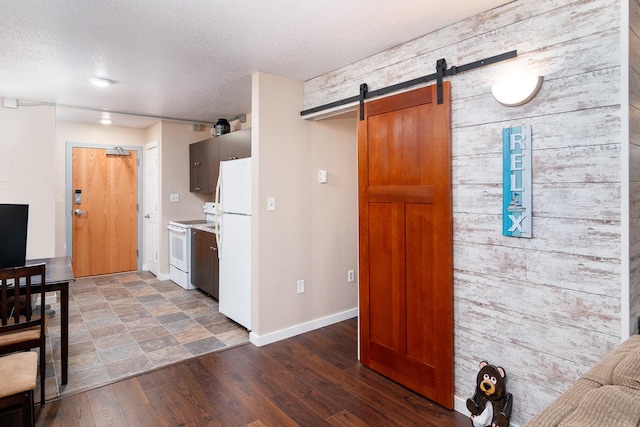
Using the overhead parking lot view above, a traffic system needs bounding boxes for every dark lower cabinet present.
[191,229,219,299]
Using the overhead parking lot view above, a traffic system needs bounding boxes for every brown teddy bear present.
[466,360,513,427]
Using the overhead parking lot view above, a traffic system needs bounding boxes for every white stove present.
[168,203,216,289]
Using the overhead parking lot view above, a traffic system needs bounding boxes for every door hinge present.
[436,58,447,105]
[359,83,368,121]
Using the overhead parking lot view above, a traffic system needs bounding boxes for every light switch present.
[267,197,276,211]
[170,193,179,202]
[319,170,327,183]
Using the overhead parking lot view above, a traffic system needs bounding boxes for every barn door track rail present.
[300,50,517,120]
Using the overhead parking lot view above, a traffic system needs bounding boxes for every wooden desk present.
[26,256,74,385]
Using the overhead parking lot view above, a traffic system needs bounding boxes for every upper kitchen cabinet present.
[190,129,250,194]
[189,138,218,193]
[217,128,251,161]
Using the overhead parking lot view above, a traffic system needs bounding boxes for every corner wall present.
[55,119,210,277]
[629,0,640,335]
[55,120,147,257]
[0,103,56,258]
[157,121,211,276]
[250,72,358,344]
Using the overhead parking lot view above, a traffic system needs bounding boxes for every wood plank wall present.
[303,0,625,424]
[629,0,640,343]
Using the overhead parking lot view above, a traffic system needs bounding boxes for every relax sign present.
[502,126,532,238]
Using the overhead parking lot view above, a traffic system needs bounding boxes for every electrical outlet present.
[347,270,355,283]
[297,279,305,294]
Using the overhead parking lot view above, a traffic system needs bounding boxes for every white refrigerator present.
[215,157,251,329]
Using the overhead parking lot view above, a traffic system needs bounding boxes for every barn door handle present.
[74,209,88,216]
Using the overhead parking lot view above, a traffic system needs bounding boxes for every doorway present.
[357,82,454,408]
[65,143,143,277]
[144,141,159,276]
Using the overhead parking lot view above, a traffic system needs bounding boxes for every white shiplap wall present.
[629,0,640,337]
[304,0,628,424]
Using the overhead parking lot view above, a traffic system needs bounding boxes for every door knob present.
[74,209,88,216]
[144,214,150,218]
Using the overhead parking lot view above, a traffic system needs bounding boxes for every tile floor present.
[39,271,249,403]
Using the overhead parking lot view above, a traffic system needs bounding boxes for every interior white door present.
[145,141,159,275]
[219,213,251,329]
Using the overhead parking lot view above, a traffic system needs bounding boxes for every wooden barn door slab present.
[72,147,138,277]
[358,82,453,408]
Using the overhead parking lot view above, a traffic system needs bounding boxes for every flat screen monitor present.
[0,204,29,269]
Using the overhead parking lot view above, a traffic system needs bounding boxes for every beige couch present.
[525,335,640,426]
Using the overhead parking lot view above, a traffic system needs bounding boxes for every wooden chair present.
[0,352,38,426]
[0,264,47,407]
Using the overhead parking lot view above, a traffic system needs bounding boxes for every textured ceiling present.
[0,0,511,128]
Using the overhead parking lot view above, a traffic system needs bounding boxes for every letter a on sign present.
[503,126,532,238]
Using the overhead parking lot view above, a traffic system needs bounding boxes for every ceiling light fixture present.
[89,77,114,87]
[491,75,544,107]
[99,112,112,125]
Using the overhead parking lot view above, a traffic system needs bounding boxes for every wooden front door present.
[72,147,138,277]
[358,82,453,408]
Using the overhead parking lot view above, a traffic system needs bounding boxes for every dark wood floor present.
[34,318,470,426]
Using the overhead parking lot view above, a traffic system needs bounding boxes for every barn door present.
[72,147,138,277]
[358,82,453,408]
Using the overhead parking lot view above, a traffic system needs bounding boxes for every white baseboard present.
[454,394,470,417]
[249,308,358,347]
[156,272,170,281]
[140,266,170,282]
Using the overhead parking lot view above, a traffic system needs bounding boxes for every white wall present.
[55,119,211,276]
[55,120,148,257]
[250,72,358,344]
[154,121,211,276]
[304,0,623,423]
[628,0,640,341]
[0,103,56,258]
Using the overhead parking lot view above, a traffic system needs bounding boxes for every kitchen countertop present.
[192,224,217,233]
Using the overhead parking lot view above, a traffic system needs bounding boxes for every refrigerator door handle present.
[216,215,223,259]
[214,167,222,259]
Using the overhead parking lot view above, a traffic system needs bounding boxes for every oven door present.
[168,225,188,272]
